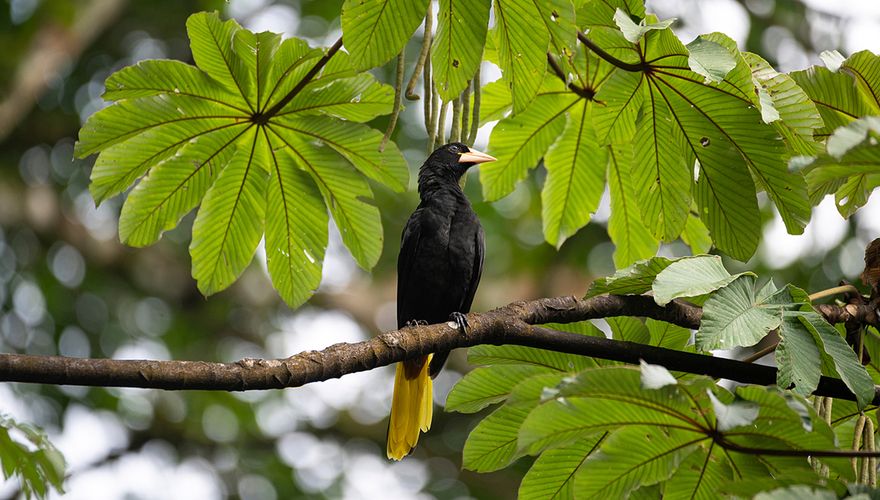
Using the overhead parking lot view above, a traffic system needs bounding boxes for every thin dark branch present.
[718,436,880,458]
[262,37,344,119]
[577,31,647,73]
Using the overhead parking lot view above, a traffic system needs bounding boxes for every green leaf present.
[519,436,606,500]
[798,311,875,408]
[680,212,712,255]
[77,13,408,307]
[607,316,650,344]
[646,318,692,351]
[340,0,429,70]
[537,0,577,55]
[264,131,328,309]
[273,115,409,192]
[613,9,674,43]
[775,314,822,397]
[575,426,700,498]
[593,67,644,144]
[790,64,875,138]
[186,12,259,110]
[272,131,383,270]
[696,275,783,350]
[742,52,823,156]
[190,127,268,296]
[541,100,606,247]
[492,0,549,113]
[117,124,245,246]
[282,74,396,123]
[433,0,490,100]
[586,256,673,298]
[482,92,576,200]
[663,444,731,500]
[686,37,736,83]
[446,365,550,413]
[519,367,703,453]
[607,143,659,267]
[652,255,744,306]
[591,26,806,259]
[477,79,514,124]
[0,415,66,499]
[701,33,812,236]
[467,343,597,373]
[632,84,692,241]
[839,50,880,114]
[463,373,566,472]
[801,117,880,217]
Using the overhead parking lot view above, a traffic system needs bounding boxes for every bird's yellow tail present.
[387,354,433,460]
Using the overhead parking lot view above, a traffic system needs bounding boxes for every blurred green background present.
[0,0,877,498]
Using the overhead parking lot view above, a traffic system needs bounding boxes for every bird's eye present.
[449,144,459,153]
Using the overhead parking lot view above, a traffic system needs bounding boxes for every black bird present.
[386,142,496,460]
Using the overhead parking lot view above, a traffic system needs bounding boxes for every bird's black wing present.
[459,224,484,314]
[396,209,423,328]
[429,222,484,377]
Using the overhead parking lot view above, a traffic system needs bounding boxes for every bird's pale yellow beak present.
[458,149,496,164]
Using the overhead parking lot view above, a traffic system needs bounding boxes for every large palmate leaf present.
[510,364,845,498]
[482,6,814,260]
[76,12,408,308]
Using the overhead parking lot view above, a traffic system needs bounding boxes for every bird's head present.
[418,143,496,193]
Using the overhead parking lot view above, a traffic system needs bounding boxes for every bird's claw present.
[405,319,428,328]
[449,312,469,335]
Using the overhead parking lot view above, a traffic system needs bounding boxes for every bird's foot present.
[405,319,428,328]
[449,312,469,335]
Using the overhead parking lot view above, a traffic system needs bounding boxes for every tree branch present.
[0,294,877,405]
